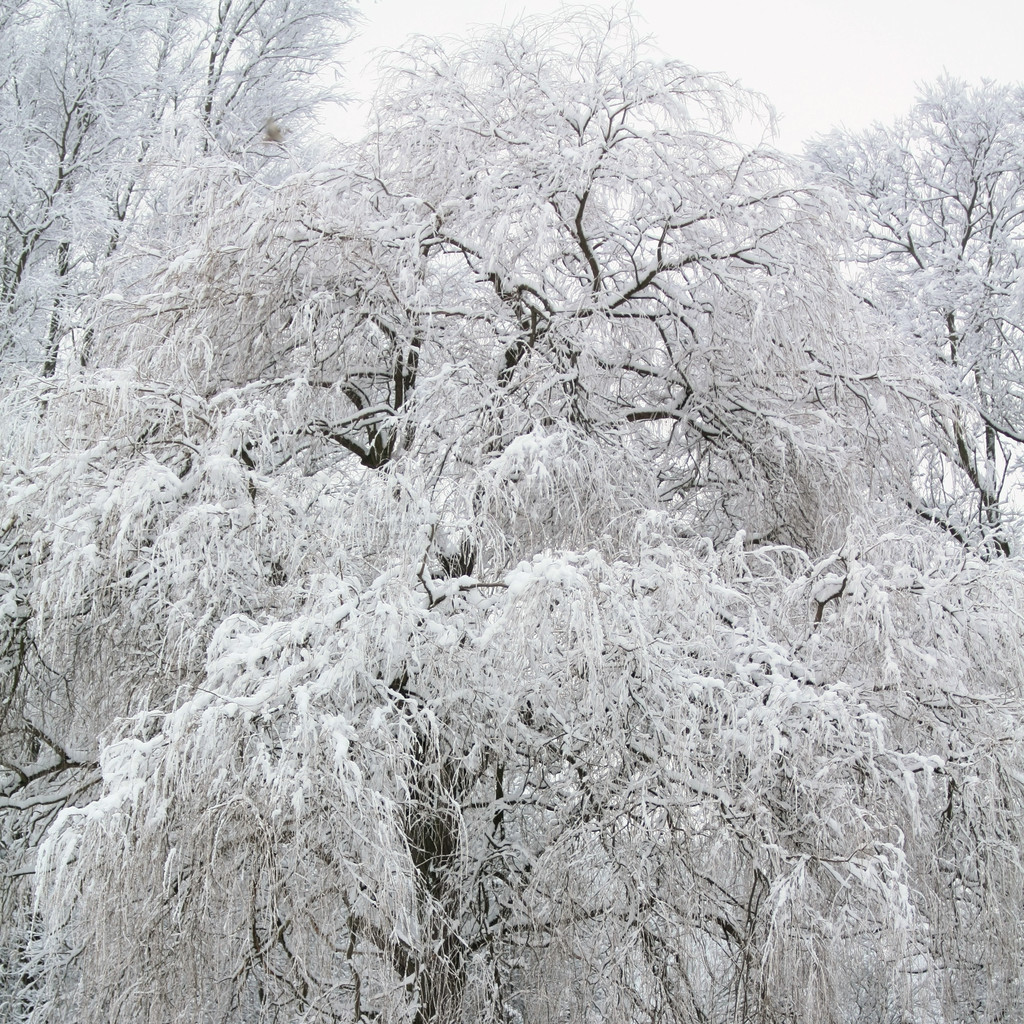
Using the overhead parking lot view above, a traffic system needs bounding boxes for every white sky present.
[333,0,1024,151]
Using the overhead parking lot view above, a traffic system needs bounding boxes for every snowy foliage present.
[2,10,1024,1024]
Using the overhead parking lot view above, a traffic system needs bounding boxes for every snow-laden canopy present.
[2,10,1024,1024]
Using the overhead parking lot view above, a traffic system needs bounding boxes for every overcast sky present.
[333,0,1024,151]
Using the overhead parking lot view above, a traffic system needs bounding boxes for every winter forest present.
[3,1,1024,1021]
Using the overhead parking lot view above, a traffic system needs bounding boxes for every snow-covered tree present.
[3,12,1024,1024]
[810,79,1024,555]
[0,0,354,373]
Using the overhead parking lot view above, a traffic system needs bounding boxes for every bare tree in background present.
[811,78,1024,556]
[0,0,354,374]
